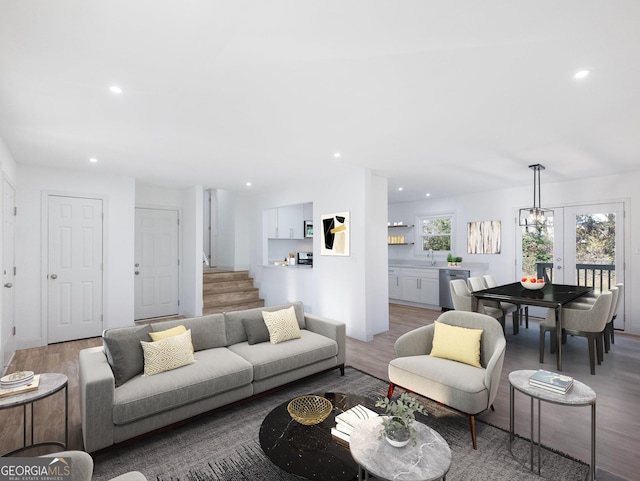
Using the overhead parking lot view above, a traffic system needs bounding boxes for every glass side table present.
[0,373,68,455]
[509,370,596,481]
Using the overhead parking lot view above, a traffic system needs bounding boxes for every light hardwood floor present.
[1,304,637,480]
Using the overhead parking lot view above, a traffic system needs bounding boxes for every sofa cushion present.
[112,347,253,425]
[242,318,270,345]
[224,302,306,346]
[430,321,483,368]
[262,306,301,344]
[227,329,336,381]
[150,314,226,351]
[140,329,195,376]
[103,324,153,387]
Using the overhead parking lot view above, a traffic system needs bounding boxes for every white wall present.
[180,185,203,317]
[15,164,135,348]
[248,167,389,341]
[389,170,640,335]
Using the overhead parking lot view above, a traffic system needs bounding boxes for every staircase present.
[202,269,264,314]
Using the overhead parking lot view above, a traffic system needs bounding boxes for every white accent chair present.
[40,451,146,481]
[387,310,506,449]
[539,290,613,375]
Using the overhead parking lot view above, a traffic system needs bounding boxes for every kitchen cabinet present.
[388,267,402,299]
[390,267,439,306]
[267,204,305,239]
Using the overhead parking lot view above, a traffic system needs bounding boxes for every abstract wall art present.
[467,220,501,254]
[321,211,350,256]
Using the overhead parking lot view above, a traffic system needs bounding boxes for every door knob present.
[135,263,140,267]
[135,271,140,275]
[50,274,58,279]
[4,283,12,288]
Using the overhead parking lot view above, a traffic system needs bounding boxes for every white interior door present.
[135,208,179,320]
[47,195,104,343]
[2,179,16,368]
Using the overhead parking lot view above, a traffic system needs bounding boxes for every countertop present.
[389,260,489,271]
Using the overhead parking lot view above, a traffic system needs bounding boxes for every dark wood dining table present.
[471,282,593,371]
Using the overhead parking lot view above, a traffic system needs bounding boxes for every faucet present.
[429,249,435,266]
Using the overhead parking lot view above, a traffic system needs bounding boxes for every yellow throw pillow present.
[429,321,483,368]
[149,325,187,341]
[262,306,301,344]
[140,329,195,376]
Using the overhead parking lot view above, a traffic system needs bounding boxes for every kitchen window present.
[417,213,453,252]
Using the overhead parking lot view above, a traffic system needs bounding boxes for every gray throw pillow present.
[242,318,270,345]
[103,324,153,387]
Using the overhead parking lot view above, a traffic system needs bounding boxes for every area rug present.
[92,367,588,481]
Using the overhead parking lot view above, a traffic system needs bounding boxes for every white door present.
[134,208,179,320]
[2,179,16,368]
[48,195,104,343]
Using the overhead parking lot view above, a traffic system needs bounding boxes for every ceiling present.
[1,1,639,203]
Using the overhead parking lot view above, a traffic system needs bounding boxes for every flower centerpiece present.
[375,392,428,447]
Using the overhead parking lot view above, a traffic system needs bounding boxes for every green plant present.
[447,253,454,262]
[375,392,428,446]
[455,256,463,263]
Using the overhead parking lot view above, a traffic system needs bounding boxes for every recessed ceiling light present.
[574,70,590,80]
[398,187,403,191]
[246,182,252,187]
[333,152,341,158]
[89,157,98,163]
[426,193,431,197]
[109,85,123,94]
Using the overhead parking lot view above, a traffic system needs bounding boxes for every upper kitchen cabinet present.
[267,203,311,239]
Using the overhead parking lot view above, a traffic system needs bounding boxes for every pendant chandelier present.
[519,164,554,227]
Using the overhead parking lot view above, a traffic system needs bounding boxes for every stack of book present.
[331,404,378,445]
[528,369,574,394]
[0,371,40,398]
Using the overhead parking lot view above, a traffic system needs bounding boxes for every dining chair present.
[566,284,622,353]
[483,275,529,329]
[449,279,504,325]
[539,290,613,375]
[468,277,518,334]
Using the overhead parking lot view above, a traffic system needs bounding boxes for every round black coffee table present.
[259,392,377,481]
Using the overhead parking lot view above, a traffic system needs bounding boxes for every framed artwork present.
[467,220,501,254]
[321,211,350,256]
[304,221,313,238]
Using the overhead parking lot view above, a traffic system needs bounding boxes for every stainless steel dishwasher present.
[439,269,470,310]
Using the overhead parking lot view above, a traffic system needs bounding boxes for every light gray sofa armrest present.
[79,346,116,452]
[394,325,434,357]
[304,313,346,367]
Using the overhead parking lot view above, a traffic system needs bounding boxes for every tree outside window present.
[419,215,452,252]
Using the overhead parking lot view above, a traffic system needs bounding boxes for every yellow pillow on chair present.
[429,321,483,368]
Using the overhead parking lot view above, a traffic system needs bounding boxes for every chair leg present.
[387,383,395,399]
[588,336,596,375]
[539,328,546,363]
[610,320,615,344]
[512,310,519,335]
[596,334,604,365]
[604,326,611,353]
[469,415,477,450]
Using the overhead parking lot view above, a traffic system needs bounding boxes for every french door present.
[516,203,625,329]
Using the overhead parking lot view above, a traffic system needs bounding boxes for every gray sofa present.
[79,301,345,453]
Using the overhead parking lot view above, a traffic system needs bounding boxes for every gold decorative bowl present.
[287,395,333,425]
